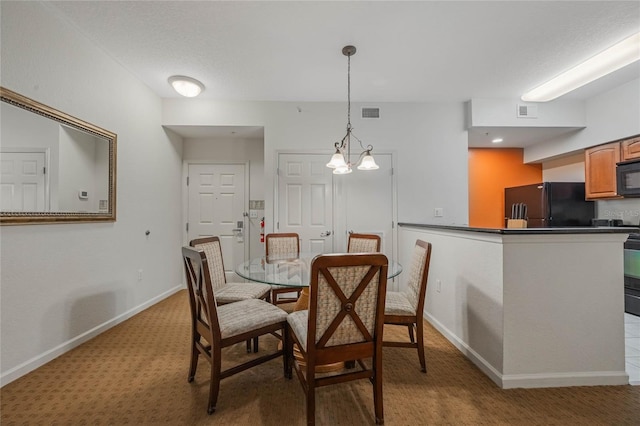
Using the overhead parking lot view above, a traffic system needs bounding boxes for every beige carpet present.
[2,290,638,425]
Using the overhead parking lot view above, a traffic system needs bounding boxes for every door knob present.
[320,231,332,237]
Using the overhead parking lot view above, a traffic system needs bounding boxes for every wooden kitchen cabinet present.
[585,141,621,199]
[621,136,640,161]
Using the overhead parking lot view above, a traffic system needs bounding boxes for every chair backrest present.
[265,233,300,256]
[348,233,381,253]
[190,237,227,290]
[182,246,222,343]
[404,240,432,314]
[307,253,388,357]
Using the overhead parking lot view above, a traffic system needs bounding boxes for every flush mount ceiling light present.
[492,138,503,144]
[168,75,205,97]
[521,32,640,102]
[326,45,379,175]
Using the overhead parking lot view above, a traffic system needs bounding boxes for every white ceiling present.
[47,1,640,146]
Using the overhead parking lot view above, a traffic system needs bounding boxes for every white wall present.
[0,2,184,384]
[182,137,265,258]
[541,152,585,182]
[164,101,470,231]
[525,78,640,162]
[400,225,628,388]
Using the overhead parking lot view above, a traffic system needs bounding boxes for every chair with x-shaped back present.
[265,233,305,305]
[286,252,388,425]
[182,246,289,415]
[383,239,432,372]
[348,233,381,253]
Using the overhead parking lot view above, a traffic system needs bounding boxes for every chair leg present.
[407,324,415,344]
[306,379,316,425]
[188,337,199,382]
[416,320,427,373]
[285,325,293,379]
[282,325,290,378]
[207,347,222,415]
[373,354,384,424]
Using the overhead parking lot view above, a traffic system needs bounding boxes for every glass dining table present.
[235,252,403,310]
[236,252,402,372]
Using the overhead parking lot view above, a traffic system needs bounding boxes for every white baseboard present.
[501,371,629,389]
[424,311,630,389]
[0,285,183,387]
[424,311,504,387]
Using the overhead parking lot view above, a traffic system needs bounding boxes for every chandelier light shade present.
[168,75,205,97]
[327,45,379,175]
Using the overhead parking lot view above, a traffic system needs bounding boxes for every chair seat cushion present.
[287,309,309,348]
[215,282,271,304]
[217,299,288,339]
[384,291,416,316]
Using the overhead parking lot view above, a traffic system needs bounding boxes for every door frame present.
[182,161,251,264]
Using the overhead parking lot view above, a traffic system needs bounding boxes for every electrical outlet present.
[138,269,143,281]
[436,279,441,293]
[434,208,444,217]
[249,210,258,218]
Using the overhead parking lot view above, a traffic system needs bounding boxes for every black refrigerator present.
[504,182,595,227]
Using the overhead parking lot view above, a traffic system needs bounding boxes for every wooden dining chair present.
[348,233,381,253]
[190,237,272,304]
[182,246,289,415]
[286,253,389,425]
[265,233,305,305]
[191,236,273,352]
[383,239,432,372]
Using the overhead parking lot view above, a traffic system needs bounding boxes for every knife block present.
[507,219,528,228]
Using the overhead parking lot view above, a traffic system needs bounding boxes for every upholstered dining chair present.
[190,237,272,305]
[191,236,273,352]
[265,233,305,305]
[286,253,389,425]
[348,233,381,253]
[383,239,432,372]
[182,246,289,415]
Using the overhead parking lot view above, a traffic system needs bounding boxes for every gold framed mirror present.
[1,87,117,224]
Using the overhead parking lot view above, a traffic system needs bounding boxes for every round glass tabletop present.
[235,252,403,287]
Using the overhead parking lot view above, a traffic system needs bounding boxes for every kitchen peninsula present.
[398,223,633,389]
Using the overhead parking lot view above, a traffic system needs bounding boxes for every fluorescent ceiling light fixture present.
[521,32,640,102]
[492,138,503,144]
[168,75,205,97]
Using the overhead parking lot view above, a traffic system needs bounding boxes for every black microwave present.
[617,159,640,197]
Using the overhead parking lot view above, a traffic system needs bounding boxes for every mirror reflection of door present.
[277,153,334,253]
[0,150,48,211]
[187,163,247,281]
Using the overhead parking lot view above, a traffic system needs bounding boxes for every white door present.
[342,153,395,262]
[277,154,334,253]
[0,151,47,211]
[187,164,247,281]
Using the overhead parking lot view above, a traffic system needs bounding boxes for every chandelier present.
[326,45,379,174]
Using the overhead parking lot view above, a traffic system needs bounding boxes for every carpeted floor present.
[1,290,639,425]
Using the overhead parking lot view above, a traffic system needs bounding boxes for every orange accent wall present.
[468,148,542,228]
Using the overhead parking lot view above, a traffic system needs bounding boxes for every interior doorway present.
[275,152,398,287]
[186,163,249,281]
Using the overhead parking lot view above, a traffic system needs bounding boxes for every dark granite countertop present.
[398,223,638,235]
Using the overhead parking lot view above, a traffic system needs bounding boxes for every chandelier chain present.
[347,52,351,130]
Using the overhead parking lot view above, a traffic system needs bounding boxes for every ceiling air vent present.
[362,107,380,119]
[517,104,538,119]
